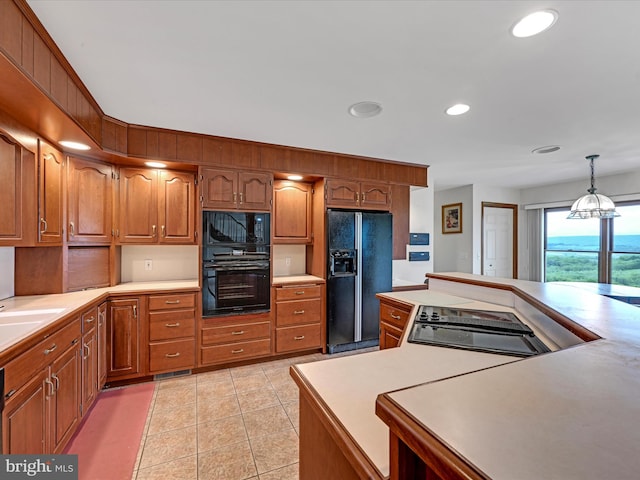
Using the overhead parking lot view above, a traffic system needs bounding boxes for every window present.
[544,201,640,287]
[610,204,640,287]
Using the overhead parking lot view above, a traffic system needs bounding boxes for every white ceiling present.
[27,0,640,191]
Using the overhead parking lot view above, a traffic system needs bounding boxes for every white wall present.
[273,244,306,276]
[120,245,199,282]
[393,186,435,285]
[521,169,640,206]
[0,247,14,300]
[434,185,474,272]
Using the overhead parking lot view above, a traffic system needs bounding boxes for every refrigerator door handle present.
[354,213,363,342]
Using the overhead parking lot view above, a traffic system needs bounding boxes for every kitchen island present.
[290,273,640,479]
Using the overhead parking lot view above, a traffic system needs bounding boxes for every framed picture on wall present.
[442,203,462,234]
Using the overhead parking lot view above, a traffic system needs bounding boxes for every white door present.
[483,206,513,278]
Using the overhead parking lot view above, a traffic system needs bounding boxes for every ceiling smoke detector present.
[348,101,383,118]
[532,145,561,154]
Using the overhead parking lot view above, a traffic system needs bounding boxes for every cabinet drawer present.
[380,302,412,329]
[4,318,81,397]
[81,305,98,334]
[275,285,321,301]
[149,339,195,373]
[202,321,270,346]
[149,310,195,341]
[276,299,321,327]
[148,293,196,311]
[276,323,322,353]
[201,338,271,365]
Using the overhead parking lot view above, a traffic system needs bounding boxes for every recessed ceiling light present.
[511,10,558,38]
[348,101,382,118]
[145,161,167,168]
[445,104,470,116]
[287,175,303,181]
[532,145,561,154]
[60,140,90,151]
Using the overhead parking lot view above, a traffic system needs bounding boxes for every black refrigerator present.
[326,209,392,353]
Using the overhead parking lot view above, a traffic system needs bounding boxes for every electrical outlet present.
[285,257,291,266]
[144,259,153,271]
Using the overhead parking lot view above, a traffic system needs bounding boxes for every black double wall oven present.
[202,211,271,317]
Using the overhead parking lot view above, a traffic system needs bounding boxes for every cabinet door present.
[238,172,272,211]
[107,298,142,379]
[158,170,195,243]
[325,179,360,208]
[67,157,113,243]
[2,370,48,454]
[50,344,81,453]
[81,328,98,415]
[0,132,24,242]
[97,302,108,390]
[273,180,312,243]
[38,141,64,244]
[118,168,157,243]
[201,167,237,209]
[360,182,391,210]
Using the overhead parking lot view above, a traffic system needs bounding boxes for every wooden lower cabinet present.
[80,304,99,415]
[274,283,325,354]
[379,297,413,349]
[107,296,144,381]
[2,318,81,454]
[200,314,271,366]
[97,301,108,389]
[148,292,196,374]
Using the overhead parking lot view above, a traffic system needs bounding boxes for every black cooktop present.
[407,305,551,357]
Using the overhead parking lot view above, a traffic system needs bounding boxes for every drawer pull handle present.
[165,300,181,304]
[39,217,48,234]
[44,344,57,355]
[294,310,305,315]
[294,335,305,340]
[390,313,401,320]
[83,344,90,359]
[165,322,181,327]
[231,330,245,335]
[231,348,244,354]
[295,291,305,295]
[85,315,95,323]
[165,352,181,358]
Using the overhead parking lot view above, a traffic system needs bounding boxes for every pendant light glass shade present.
[567,155,619,219]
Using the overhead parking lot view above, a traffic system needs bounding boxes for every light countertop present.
[272,274,324,285]
[294,274,640,479]
[0,280,199,354]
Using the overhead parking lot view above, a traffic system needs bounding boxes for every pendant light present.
[567,154,619,219]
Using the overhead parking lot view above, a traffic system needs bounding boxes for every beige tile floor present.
[130,348,376,480]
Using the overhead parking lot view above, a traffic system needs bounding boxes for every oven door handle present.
[205,265,269,272]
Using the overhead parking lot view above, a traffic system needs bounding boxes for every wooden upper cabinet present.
[118,167,195,244]
[158,170,196,243]
[325,179,360,208]
[200,167,272,211]
[325,179,391,210]
[67,157,113,244]
[118,167,157,243]
[0,131,24,243]
[238,172,272,211]
[273,180,312,244]
[200,167,237,209]
[38,141,64,244]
